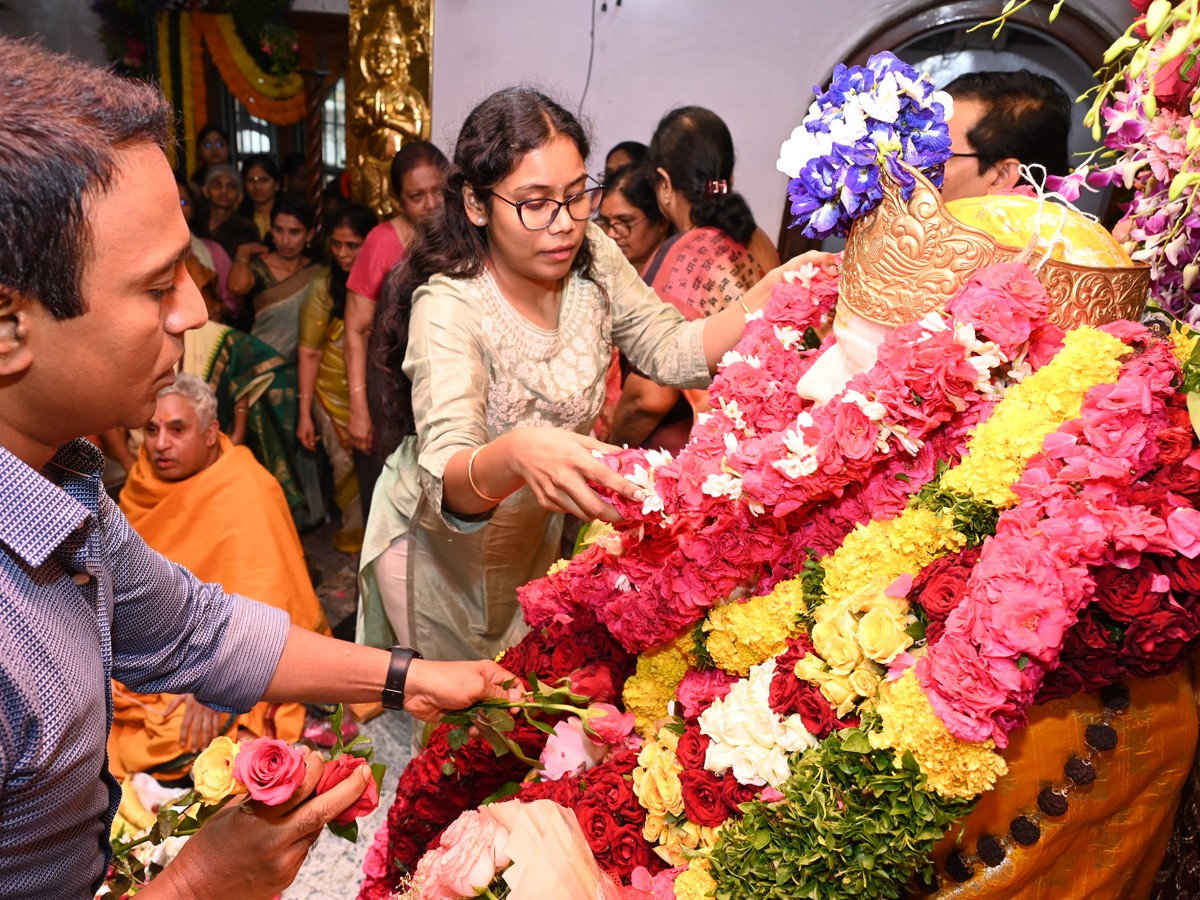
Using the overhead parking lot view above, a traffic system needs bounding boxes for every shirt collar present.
[0,439,102,567]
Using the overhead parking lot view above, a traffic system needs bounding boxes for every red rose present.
[315,755,379,824]
[719,773,758,809]
[549,637,587,674]
[411,789,462,823]
[584,767,644,823]
[576,799,622,852]
[674,727,710,771]
[679,769,732,827]
[1173,555,1200,596]
[604,824,656,878]
[389,831,424,871]
[792,681,838,739]
[570,664,618,703]
[912,547,980,622]
[1036,613,1121,703]
[1120,605,1200,676]
[1092,565,1166,623]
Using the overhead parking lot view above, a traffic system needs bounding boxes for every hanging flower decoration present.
[91,0,298,80]
[776,51,954,239]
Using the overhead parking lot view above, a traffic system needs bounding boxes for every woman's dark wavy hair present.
[389,140,450,198]
[370,86,595,453]
[608,162,667,228]
[326,202,378,319]
[648,105,756,246]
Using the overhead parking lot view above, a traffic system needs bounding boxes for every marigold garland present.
[870,667,1007,799]
[623,633,694,735]
[703,589,806,676]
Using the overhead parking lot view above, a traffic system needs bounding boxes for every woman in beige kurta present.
[356,87,821,663]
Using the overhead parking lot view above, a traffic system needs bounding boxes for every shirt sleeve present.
[101,492,290,713]
[403,276,494,534]
[598,228,711,390]
[297,269,334,350]
[346,222,406,302]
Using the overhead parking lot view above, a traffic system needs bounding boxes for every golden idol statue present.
[348,3,431,216]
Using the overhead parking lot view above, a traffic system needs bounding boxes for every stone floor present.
[283,521,411,899]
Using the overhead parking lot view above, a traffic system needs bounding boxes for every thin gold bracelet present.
[737,296,752,318]
[467,445,504,504]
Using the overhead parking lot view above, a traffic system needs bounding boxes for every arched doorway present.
[776,2,1124,259]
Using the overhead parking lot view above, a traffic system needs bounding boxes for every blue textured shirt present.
[0,439,291,897]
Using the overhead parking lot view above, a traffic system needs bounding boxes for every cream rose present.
[191,736,246,805]
[857,603,912,664]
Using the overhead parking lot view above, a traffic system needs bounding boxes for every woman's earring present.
[477,218,485,225]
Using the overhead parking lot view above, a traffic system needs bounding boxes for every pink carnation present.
[675,668,739,718]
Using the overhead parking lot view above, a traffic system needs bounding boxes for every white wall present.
[430,0,1136,236]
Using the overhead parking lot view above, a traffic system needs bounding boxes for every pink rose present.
[414,808,511,900]
[586,703,636,746]
[1168,507,1200,558]
[232,738,308,806]
[675,668,738,718]
[315,754,379,824]
[540,717,607,780]
[631,865,683,899]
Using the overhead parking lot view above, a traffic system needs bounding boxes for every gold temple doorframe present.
[347,0,433,217]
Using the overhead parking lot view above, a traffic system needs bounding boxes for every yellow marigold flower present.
[624,634,693,735]
[674,858,717,900]
[192,735,246,804]
[822,508,966,601]
[871,669,1008,799]
[703,584,807,676]
[633,728,684,825]
[943,326,1127,506]
[545,557,569,576]
[1172,325,1199,367]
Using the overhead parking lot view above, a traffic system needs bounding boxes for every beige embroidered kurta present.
[358,226,711,660]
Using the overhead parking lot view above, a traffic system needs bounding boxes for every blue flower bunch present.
[777,52,954,240]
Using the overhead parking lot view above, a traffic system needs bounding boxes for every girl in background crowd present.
[610,106,780,450]
[189,123,232,196]
[297,203,380,552]
[229,193,322,356]
[240,153,282,240]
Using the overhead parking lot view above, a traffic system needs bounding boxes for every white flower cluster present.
[698,658,818,788]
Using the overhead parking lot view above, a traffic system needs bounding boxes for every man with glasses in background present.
[939,69,1072,203]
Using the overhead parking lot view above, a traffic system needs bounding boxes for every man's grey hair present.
[157,372,218,429]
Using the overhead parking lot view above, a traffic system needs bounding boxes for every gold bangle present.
[737,296,752,318]
[349,384,367,395]
[467,445,504,504]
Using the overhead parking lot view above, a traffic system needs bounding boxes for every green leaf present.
[480,781,524,805]
[327,819,359,843]
[839,730,873,753]
[447,726,470,751]
[1016,655,1029,671]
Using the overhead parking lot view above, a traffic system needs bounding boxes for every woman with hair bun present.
[356,87,827,661]
[610,106,780,450]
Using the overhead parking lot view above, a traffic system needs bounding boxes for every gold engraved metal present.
[839,164,1150,330]
[347,0,432,217]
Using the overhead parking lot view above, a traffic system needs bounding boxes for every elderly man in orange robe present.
[108,373,330,781]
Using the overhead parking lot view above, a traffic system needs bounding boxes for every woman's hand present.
[506,428,644,523]
[742,250,839,312]
[236,241,269,261]
[402,659,524,723]
[348,404,374,453]
[296,411,318,451]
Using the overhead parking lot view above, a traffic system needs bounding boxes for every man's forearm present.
[261,626,390,704]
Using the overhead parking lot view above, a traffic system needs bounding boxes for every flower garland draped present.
[363,49,1200,900]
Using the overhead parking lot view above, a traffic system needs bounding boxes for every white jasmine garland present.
[698,659,818,788]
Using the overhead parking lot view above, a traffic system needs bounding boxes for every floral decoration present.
[776,51,953,239]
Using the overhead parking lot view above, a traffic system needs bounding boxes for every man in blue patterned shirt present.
[0,37,519,899]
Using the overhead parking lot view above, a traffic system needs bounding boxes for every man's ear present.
[203,417,220,447]
[985,157,1023,194]
[0,288,34,377]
